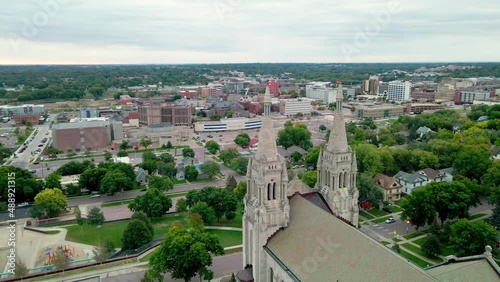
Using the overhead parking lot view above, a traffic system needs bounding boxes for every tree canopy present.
[128,187,173,219]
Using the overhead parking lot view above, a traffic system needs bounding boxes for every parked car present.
[90,194,101,198]
[385,217,396,224]
[17,202,29,208]
[30,169,36,173]
[382,207,393,213]
[140,188,147,192]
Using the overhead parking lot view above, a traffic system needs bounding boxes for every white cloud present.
[0,0,498,64]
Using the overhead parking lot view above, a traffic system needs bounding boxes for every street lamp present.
[406,220,411,234]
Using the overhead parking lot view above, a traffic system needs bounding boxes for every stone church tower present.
[315,82,359,227]
[243,86,290,279]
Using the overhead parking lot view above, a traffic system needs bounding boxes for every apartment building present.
[279,99,312,116]
[387,81,412,102]
[137,100,192,126]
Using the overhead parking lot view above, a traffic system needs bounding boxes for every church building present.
[237,84,500,282]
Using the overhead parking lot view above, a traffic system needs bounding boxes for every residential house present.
[395,167,454,195]
[134,167,149,185]
[491,146,500,161]
[394,171,430,195]
[277,145,308,160]
[373,174,402,202]
[417,126,433,137]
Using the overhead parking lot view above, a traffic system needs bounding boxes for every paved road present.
[103,253,243,282]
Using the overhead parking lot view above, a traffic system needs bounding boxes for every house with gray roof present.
[134,167,149,185]
[395,167,454,195]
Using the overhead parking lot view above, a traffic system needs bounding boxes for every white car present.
[90,194,101,198]
[17,202,29,208]
[385,217,396,224]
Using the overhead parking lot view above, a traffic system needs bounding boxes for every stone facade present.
[315,82,359,227]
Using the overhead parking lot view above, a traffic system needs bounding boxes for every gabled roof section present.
[395,171,428,183]
[266,196,436,282]
[417,168,441,180]
[287,174,314,197]
[373,173,401,190]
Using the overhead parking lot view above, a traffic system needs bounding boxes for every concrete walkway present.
[205,226,243,231]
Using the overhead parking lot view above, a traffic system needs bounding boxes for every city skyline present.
[1,0,499,64]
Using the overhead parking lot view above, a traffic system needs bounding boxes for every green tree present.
[119,140,132,151]
[305,146,321,169]
[185,165,199,181]
[145,225,224,282]
[189,201,216,225]
[104,237,116,254]
[56,160,95,176]
[103,150,112,161]
[449,219,498,256]
[14,259,29,278]
[355,144,383,177]
[78,168,108,192]
[210,114,221,121]
[157,162,177,178]
[199,161,220,179]
[421,235,441,257]
[182,147,195,158]
[400,189,436,231]
[117,150,128,157]
[31,188,67,218]
[66,183,80,196]
[147,175,174,192]
[52,250,70,270]
[290,151,303,162]
[226,110,234,118]
[219,148,239,164]
[490,206,500,230]
[93,241,109,263]
[75,206,84,233]
[140,138,153,149]
[166,141,173,148]
[122,219,153,250]
[186,187,237,221]
[205,140,220,154]
[300,171,317,188]
[277,123,312,150]
[131,211,154,236]
[319,124,327,131]
[225,175,238,192]
[481,162,500,205]
[427,181,479,224]
[140,159,158,175]
[143,151,158,162]
[233,181,247,202]
[159,153,175,164]
[188,213,205,231]
[176,198,188,212]
[128,187,173,218]
[44,172,62,189]
[229,157,249,175]
[357,172,384,205]
[99,170,134,195]
[87,207,105,226]
[453,147,492,181]
[234,133,251,148]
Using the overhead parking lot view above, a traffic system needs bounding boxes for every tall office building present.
[387,81,412,102]
[80,107,97,118]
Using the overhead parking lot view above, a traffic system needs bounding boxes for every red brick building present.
[138,101,192,126]
[268,80,280,97]
[52,120,115,151]
[13,114,42,126]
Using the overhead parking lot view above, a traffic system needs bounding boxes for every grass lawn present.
[372,215,393,224]
[403,229,431,240]
[399,249,431,268]
[65,213,189,247]
[440,244,456,256]
[402,243,443,263]
[139,250,157,262]
[165,191,188,199]
[46,230,60,235]
[385,205,402,213]
[367,208,388,217]
[392,237,402,242]
[65,221,129,247]
[380,241,391,246]
[174,179,187,185]
[468,213,487,220]
[413,237,428,246]
[101,199,133,208]
[359,210,374,219]
[213,203,243,228]
[224,247,243,255]
[206,230,242,248]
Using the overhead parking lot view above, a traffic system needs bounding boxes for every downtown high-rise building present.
[387,80,412,102]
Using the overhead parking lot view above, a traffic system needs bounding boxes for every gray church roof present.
[266,195,436,282]
[287,174,313,196]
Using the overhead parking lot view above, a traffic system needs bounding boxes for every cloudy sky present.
[1,0,499,64]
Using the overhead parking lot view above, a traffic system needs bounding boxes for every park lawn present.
[152,212,189,239]
[402,243,443,264]
[359,210,374,219]
[213,203,243,228]
[65,213,189,247]
[367,208,388,217]
[413,237,428,247]
[372,215,394,224]
[101,199,134,208]
[403,229,431,240]
[65,221,129,247]
[399,249,430,268]
[206,230,242,248]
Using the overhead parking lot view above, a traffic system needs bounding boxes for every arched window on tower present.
[339,173,343,188]
[269,267,274,282]
[343,172,347,188]
[273,182,276,200]
[267,183,271,201]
